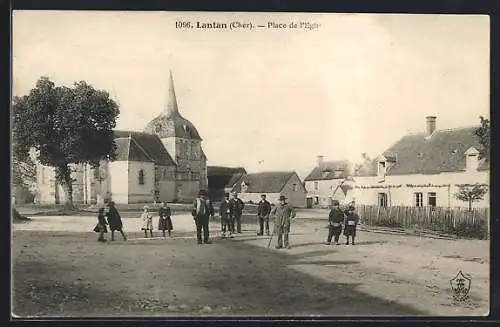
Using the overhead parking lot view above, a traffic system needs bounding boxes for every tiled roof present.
[207,166,247,193]
[113,131,175,165]
[239,171,298,193]
[383,126,489,175]
[304,161,354,181]
[207,166,247,175]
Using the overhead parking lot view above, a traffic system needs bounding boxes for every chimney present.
[316,155,324,167]
[426,116,437,136]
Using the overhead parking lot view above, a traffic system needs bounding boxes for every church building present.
[35,71,208,204]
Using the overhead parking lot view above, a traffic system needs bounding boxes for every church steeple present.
[165,70,179,117]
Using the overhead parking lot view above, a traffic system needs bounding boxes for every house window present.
[378,161,386,176]
[378,193,388,207]
[138,169,145,185]
[428,192,437,207]
[314,196,319,205]
[321,171,330,179]
[93,168,100,180]
[414,192,423,207]
[292,183,297,191]
[314,181,319,190]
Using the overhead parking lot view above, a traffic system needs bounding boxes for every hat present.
[261,194,266,197]
[332,200,340,206]
[143,205,149,210]
[278,195,287,201]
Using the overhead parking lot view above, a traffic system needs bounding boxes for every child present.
[343,207,360,245]
[141,205,153,238]
[94,207,108,242]
[325,200,344,245]
[158,201,173,238]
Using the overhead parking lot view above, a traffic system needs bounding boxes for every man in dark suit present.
[230,193,245,233]
[257,194,272,236]
[191,190,214,244]
[219,193,232,238]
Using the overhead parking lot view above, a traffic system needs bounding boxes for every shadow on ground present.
[12,230,427,317]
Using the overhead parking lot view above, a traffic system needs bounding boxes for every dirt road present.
[12,215,489,317]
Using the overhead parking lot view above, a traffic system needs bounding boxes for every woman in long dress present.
[158,201,173,238]
[106,201,127,241]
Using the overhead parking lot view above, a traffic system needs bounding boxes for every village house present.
[303,157,355,208]
[346,116,489,209]
[207,166,247,201]
[232,171,307,207]
[35,71,208,204]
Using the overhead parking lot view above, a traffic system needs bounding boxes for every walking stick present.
[267,216,287,248]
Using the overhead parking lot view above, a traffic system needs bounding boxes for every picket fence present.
[356,205,489,237]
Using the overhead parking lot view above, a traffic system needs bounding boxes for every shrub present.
[449,221,488,240]
[374,217,403,229]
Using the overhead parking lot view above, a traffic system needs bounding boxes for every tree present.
[454,183,488,211]
[12,77,119,208]
[474,116,490,159]
[12,154,36,189]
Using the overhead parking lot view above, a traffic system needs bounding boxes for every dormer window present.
[241,181,248,192]
[465,147,480,171]
[378,161,386,176]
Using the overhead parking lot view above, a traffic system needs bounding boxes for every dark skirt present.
[158,217,173,231]
[331,224,342,236]
[343,224,357,237]
[94,223,108,233]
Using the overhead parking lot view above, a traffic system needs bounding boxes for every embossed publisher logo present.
[450,270,471,303]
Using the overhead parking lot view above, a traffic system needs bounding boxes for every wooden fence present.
[356,205,489,239]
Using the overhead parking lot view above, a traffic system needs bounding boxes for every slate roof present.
[237,171,299,193]
[383,126,489,175]
[304,161,354,181]
[207,166,247,175]
[207,166,247,193]
[113,131,175,166]
[144,114,202,140]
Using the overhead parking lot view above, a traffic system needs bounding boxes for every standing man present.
[324,200,344,245]
[230,193,245,234]
[192,190,214,244]
[270,195,296,249]
[219,193,232,238]
[257,194,272,236]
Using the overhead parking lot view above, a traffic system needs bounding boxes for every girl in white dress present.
[141,206,153,238]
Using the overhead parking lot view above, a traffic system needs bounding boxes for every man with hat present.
[325,200,344,245]
[270,195,296,249]
[257,194,272,236]
[191,189,215,244]
[219,193,233,238]
[230,192,245,233]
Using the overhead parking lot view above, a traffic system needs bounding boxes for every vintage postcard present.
[11,11,490,317]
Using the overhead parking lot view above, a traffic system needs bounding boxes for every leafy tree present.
[454,183,488,211]
[12,154,36,189]
[12,77,119,208]
[474,116,490,159]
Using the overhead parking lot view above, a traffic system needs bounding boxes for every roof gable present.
[241,171,297,193]
[383,126,488,175]
[304,161,353,181]
[113,131,175,165]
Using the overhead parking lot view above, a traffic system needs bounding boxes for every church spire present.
[165,70,179,117]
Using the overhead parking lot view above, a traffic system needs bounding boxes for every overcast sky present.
[13,12,489,179]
